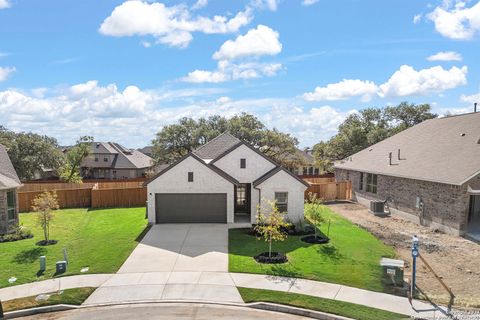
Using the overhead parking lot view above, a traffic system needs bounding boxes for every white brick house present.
[146,133,309,224]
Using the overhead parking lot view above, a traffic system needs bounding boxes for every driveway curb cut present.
[3,301,353,320]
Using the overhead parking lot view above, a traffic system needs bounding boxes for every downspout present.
[254,185,261,222]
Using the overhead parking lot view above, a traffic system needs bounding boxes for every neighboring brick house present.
[334,112,480,238]
[0,144,21,234]
[291,148,323,177]
[81,142,154,179]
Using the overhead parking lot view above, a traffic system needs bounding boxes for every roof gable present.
[335,112,480,185]
[253,166,310,188]
[145,152,239,186]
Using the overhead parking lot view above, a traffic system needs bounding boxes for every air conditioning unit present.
[369,200,386,216]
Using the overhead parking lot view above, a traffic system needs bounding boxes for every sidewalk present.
[0,272,445,317]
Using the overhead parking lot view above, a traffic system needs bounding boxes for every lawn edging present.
[4,304,79,319]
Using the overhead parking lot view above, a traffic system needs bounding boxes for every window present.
[303,167,308,175]
[308,167,314,175]
[366,173,377,194]
[103,157,108,162]
[240,158,246,169]
[188,172,194,182]
[359,172,364,191]
[274,192,288,213]
[94,156,99,162]
[7,191,16,220]
[314,168,320,175]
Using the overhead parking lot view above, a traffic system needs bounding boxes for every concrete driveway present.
[118,224,229,273]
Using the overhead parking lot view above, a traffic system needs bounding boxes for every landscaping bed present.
[229,205,396,292]
[254,252,288,264]
[0,207,148,288]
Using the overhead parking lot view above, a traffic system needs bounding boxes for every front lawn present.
[0,207,148,288]
[229,205,395,292]
[238,288,407,320]
[2,287,96,312]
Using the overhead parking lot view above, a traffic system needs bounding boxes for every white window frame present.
[274,192,288,213]
[7,191,16,221]
[366,173,377,194]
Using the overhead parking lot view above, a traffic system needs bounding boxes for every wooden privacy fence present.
[18,188,92,212]
[91,187,147,209]
[302,177,336,184]
[18,180,147,212]
[305,181,352,202]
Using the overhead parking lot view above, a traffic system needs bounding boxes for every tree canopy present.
[152,113,303,169]
[313,102,437,173]
[59,136,94,183]
[0,126,65,181]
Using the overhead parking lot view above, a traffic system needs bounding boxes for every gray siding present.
[335,168,476,235]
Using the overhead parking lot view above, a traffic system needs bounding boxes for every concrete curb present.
[248,302,354,320]
[4,304,79,319]
[3,301,354,320]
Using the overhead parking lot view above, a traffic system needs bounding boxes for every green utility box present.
[380,258,404,287]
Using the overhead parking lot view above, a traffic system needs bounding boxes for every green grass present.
[238,287,408,320]
[0,207,148,288]
[229,205,395,292]
[2,287,96,312]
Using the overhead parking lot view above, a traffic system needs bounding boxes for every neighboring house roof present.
[0,144,21,189]
[138,146,153,157]
[84,142,153,170]
[193,132,241,160]
[334,112,480,186]
[253,166,310,188]
[145,153,239,186]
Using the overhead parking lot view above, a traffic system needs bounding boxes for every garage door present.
[155,193,227,223]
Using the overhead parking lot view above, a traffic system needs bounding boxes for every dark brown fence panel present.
[18,189,92,213]
[91,187,147,209]
[305,181,352,202]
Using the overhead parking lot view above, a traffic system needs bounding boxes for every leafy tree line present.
[313,102,437,172]
[152,113,305,169]
[0,126,92,182]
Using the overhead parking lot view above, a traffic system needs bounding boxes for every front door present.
[234,183,251,214]
[468,195,480,231]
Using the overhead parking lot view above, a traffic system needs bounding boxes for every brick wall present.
[335,168,473,235]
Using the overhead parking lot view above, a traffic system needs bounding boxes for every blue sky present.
[0,0,479,148]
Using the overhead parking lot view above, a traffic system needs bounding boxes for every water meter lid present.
[379,257,404,268]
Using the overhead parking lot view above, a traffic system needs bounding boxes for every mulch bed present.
[36,240,58,246]
[254,251,288,264]
[301,235,330,244]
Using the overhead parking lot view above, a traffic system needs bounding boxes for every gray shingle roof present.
[84,142,153,170]
[334,112,480,186]
[0,144,21,189]
[193,132,241,160]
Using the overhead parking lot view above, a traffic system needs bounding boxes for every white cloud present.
[213,25,282,60]
[302,0,319,6]
[99,1,252,48]
[427,51,462,61]
[250,0,278,11]
[460,92,480,104]
[303,79,378,102]
[303,64,468,101]
[413,14,422,24]
[0,0,10,9]
[0,66,15,81]
[0,81,354,147]
[182,60,282,83]
[427,1,480,39]
[192,0,208,10]
[378,65,467,97]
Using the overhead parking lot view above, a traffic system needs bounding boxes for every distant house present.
[334,112,480,238]
[0,144,21,234]
[138,146,153,158]
[291,148,322,177]
[81,142,154,179]
[146,132,309,224]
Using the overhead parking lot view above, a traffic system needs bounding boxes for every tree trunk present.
[269,237,272,258]
[43,213,48,242]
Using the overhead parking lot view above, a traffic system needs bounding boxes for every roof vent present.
[461,133,466,137]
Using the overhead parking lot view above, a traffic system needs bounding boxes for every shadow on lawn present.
[317,245,343,261]
[12,247,46,264]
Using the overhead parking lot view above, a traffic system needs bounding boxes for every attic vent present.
[96,143,100,148]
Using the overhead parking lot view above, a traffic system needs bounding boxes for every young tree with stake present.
[32,191,59,245]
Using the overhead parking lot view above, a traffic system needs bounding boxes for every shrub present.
[0,225,33,243]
